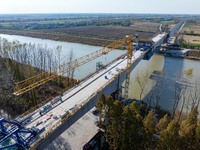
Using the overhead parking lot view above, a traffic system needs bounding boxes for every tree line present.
[0,37,76,117]
[0,18,132,30]
[97,94,200,150]
[0,37,75,81]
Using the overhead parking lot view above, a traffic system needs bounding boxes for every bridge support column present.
[111,74,123,100]
[111,86,123,100]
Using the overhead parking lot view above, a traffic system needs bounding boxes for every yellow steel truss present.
[13,37,130,96]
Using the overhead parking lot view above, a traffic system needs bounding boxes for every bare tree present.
[68,50,75,84]
[188,82,200,109]
[135,72,150,101]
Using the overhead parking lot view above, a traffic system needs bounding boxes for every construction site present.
[0,9,200,149]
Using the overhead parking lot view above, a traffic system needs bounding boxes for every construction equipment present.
[124,36,133,98]
[138,38,152,43]
[0,118,38,149]
[13,37,134,96]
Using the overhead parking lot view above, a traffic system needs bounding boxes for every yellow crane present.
[13,36,134,96]
[124,35,133,98]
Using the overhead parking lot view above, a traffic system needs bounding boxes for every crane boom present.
[13,38,128,96]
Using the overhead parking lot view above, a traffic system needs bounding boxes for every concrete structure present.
[152,33,166,49]
[159,49,190,58]
[0,32,166,150]
[33,50,145,149]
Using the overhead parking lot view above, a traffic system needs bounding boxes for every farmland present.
[0,23,159,46]
[44,23,159,40]
[179,20,200,48]
[0,14,177,46]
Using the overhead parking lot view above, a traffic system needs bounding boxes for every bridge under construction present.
[0,30,167,149]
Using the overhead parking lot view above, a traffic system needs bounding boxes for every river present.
[0,34,200,113]
[0,34,125,79]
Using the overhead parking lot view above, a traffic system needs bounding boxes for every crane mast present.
[124,36,133,99]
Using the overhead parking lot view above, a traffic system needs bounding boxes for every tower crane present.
[124,35,133,98]
[13,36,134,96]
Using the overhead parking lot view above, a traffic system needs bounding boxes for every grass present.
[160,20,176,25]
[181,41,200,49]
[183,23,190,28]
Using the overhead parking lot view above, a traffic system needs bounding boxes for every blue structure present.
[0,118,37,149]
[143,50,154,60]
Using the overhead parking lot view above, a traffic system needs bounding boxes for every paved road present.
[22,50,144,146]
[170,20,185,37]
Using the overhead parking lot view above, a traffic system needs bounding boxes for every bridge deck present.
[24,50,143,146]
[0,30,169,149]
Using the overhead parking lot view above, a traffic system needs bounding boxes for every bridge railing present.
[15,56,121,123]
[15,82,78,122]
[31,52,144,149]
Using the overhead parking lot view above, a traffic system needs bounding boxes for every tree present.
[135,72,149,101]
[56,46,63,86]
[195,124,200,149]
[190,30,194,35]
[180,107,198,150]
[68,50,75,84]
[97,94,106,129]
[157,120,180,150]
[143,110,156,149]
[188,82,200,110]
[105,100,123,149]
[184,68,193,77]
[121,102,144,150]
[156,114,170,133]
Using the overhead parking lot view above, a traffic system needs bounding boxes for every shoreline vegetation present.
[1,29,200,61]
[0,56,78,119]
[0,38,78,118]
[0,14,200,118]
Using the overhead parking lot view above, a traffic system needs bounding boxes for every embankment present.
[186,50,200,60]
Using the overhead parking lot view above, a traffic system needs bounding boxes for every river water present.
[0,34,125,79]
[0,34,200,113]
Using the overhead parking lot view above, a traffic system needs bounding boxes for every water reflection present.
[1,34,200,114]
[129,54,200,113]
[0,34,125,79]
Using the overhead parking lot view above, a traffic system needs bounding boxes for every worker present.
[60,97,63,102]
[105,75,108,79]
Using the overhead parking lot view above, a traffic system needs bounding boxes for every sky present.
[0,0,200,14]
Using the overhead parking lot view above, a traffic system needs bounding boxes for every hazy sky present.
[0,0,200,14]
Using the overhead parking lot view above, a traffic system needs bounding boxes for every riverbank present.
[0,24,158,47]
[186,50,200,60]
[0,29,113,47]
[0,56,77,118]
[186,56,200,60]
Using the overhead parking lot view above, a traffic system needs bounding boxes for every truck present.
[39,104,52,116]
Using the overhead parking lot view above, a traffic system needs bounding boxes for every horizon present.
[1,0,200,15]
[0,12,199,16]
